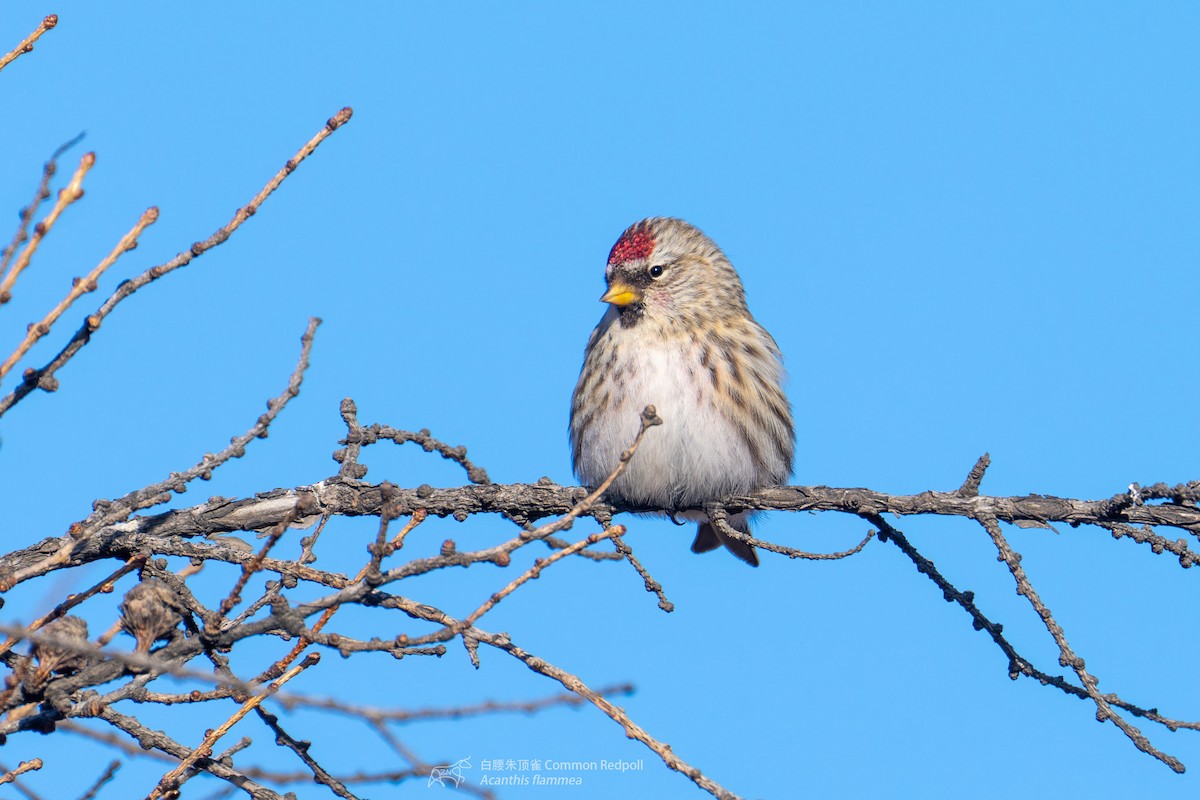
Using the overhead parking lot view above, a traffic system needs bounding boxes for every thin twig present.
[475,624,738,800]
[277,683,636,723]
[0,206,158,380]
[0,152,94,306]
[870,512,1200,732]
[0,14,57,74]
[75,760,120,800]
[1,318,321,591]
[98,707,281,799]
[517,405,662,541]
[335,399,490,484]
[0,553,146,650]
[388,508,427,553]
[0,623,256,699]
[708,507,874,561]
[976,512,1184,773]
[1,133,85,277]
[60,721,176,763]
[147,653,320,799]
[254,706,360,800]
[610,532,674,612]
[0,107,352,417]
[1099,521,1200,568]
[459,525,626,632]
[0,758,43,785]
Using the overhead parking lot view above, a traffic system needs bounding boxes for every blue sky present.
[2,3,1198,798]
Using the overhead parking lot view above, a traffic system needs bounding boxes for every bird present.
[570,217,794,566]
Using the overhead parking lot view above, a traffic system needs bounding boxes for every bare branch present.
[707,505,875,560]
[31,477,1194,586]
[458,524,626,632]
[0,318,321,593]
[1,133,85,277]
[276,683,636,724]
[0,14,57,74]
[74,760,120,800]
[98,707,282,799]
[610,532,674,612]
[976,512,1184,773]
[252,706,360,800]
[0,108,353,418]
[0,758,43,785]
[0,206,159,381]
[0,553,145,656]
[0,151,94,306]
[147,653,321,798]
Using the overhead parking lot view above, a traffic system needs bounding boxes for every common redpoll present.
[26,615,90,691]
[570,218,793,566]
[119,578,184,653]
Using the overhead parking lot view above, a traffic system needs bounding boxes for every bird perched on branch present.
[570,218,794,566]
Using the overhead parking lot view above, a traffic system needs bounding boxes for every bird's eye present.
[648,265,665,279]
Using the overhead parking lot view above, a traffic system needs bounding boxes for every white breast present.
[574,316,778,510]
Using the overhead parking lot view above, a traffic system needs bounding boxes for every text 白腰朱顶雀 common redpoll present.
[570,218,794,566]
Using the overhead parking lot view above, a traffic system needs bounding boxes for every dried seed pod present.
[119,579,183,653]
[26,615,90,691]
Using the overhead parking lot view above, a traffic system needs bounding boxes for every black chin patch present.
[618,304,645,327]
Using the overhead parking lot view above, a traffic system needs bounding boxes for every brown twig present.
[98,707,280,799]
[459,525,626,632]
[0,758,43,785]
[1,133,85,278]
[470,622,738,800]
[610,532,674,612]
[75,760,120,800]
[60,720,175,763]
[335,399,490,484]
[707,506,875,561]
[388,508,427,552]
[0,151,94,306]
[512,404,662,542]
[1099,520,1200,568]
[147,653,321,799]
[0,318,322,593]
[870,512,1200,740]
[63,721,433,787]
[0,553,146,653]
[297,407,662,659]
[0,107,353,418]
[975,512,1184,773]
[0,623,256,700]
[261,503,398,681]
[317,588,736,797]
[531,674,731,796]
[0,206,158,380]
[277,682,636,724]
[0,14,57,74]
[225,513,332,631]
[253,706,359,800]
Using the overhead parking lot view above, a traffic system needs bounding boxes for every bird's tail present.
[691,514,759,567]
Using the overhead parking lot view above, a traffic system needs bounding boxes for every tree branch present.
[0,14,57,74]
[0,108,352,418]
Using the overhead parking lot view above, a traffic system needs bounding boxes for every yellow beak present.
[600,281,641,307]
